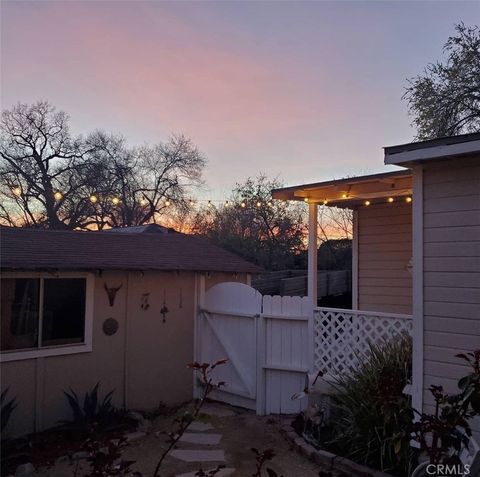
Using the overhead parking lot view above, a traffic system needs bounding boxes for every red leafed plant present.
[152,359,228,477]
[408,350,480,466]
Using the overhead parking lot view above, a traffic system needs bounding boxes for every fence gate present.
[196,282,311,415]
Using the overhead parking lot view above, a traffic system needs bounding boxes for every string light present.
[12,186,22,196]
[89,195,98,204]
[164,199,171,206]
[268,201,273,207]
[303,197,309,203]
[189,200,195,206]
[207,200,213,207]
[241,201,246,208]
[323,199,328,205]
[342,193,348,199]
[139,198,147,206]
[111,197,120,205]
[54,191,63,201]
[364,200,371,206]
[225,200,229,207]
[406,196,412,203]
[256,201,262,207]
[387,197,394,203]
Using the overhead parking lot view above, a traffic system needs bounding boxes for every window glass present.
[42,278,86,346]
[1,278,40,350]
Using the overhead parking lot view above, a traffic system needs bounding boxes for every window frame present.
[0,272,94,362]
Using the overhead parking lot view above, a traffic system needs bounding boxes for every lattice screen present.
[313,308,413,375]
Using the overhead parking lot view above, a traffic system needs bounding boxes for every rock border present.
[280,423,393,477]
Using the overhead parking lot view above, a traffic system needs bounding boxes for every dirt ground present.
[35,402,324,477]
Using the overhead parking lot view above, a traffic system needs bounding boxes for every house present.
[0,226,261,437]
[272,132,480,439]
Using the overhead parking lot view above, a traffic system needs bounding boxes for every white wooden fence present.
[196,283,413,415]
[196,282,311,415]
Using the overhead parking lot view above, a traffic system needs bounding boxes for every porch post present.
[307,202,318,307]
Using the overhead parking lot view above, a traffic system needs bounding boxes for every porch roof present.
[271,170,412,208]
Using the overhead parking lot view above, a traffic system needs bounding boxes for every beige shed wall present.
[357,202,413,314]
[421,155,480,439]
[1,270,248,437]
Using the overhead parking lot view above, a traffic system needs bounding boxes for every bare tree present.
[0,101,96,228]
[0,101,206,229]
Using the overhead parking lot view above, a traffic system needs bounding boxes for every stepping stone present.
[179,432,222,445]
[176,468,235,477]
[202,405,235,417]
[189,421,214,431]
[169,449,225,462]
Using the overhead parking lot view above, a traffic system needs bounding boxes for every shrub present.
[61,382,117,431]
[1,388,17,434]
[327,333,416,476]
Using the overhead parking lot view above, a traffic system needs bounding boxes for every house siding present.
[357,203,412,314]
[1,271,248,437]
[422,155,480,440]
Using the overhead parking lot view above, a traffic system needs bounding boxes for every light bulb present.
[89,195,98,204]
[364,200,371,206]
[54,191,63,201]
[387,197,394,203]
[406,196,412,203]
[111,197,120,205]
[12,186,22,196]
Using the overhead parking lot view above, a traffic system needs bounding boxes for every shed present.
[0,226,262,436]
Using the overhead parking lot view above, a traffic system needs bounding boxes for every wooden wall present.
[357,202,413,314]
[421,155,480,439]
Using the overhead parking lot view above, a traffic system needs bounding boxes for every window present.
[1,276,90,356]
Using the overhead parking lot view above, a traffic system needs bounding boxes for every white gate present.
[196,282,311,415]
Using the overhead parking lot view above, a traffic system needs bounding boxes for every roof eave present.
[384,138,480,166]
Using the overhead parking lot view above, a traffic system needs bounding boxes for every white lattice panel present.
[313,307,412,375]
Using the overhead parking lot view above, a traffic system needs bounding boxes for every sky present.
[1,0,478,200]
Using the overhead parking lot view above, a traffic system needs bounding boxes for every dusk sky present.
[1,1,478,199]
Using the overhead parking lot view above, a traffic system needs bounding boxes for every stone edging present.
[280,424,393,477]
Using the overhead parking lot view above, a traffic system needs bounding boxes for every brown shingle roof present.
[0,227,263,274]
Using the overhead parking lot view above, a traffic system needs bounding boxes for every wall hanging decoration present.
[140,292,150,310]
[104,282,123,306]
[160,288,169,323]
[103,318,119,336]
[179,288,183,309]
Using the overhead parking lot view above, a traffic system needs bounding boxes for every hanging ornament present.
[140,292,150,310]
[160,288,169,323]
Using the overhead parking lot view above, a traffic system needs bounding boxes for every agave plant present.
[1,387,17,434]
[61,382,116,430]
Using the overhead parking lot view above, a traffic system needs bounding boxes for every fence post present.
[255,313,266,415]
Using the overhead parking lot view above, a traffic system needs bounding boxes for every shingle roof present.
[0,227,263,274]
[104,224,176,234]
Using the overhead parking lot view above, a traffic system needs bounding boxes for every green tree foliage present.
[404,23,480,139]
[0,101,205,229]
[191,176,306,271]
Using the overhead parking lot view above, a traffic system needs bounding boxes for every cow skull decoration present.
[104,282,123,306]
